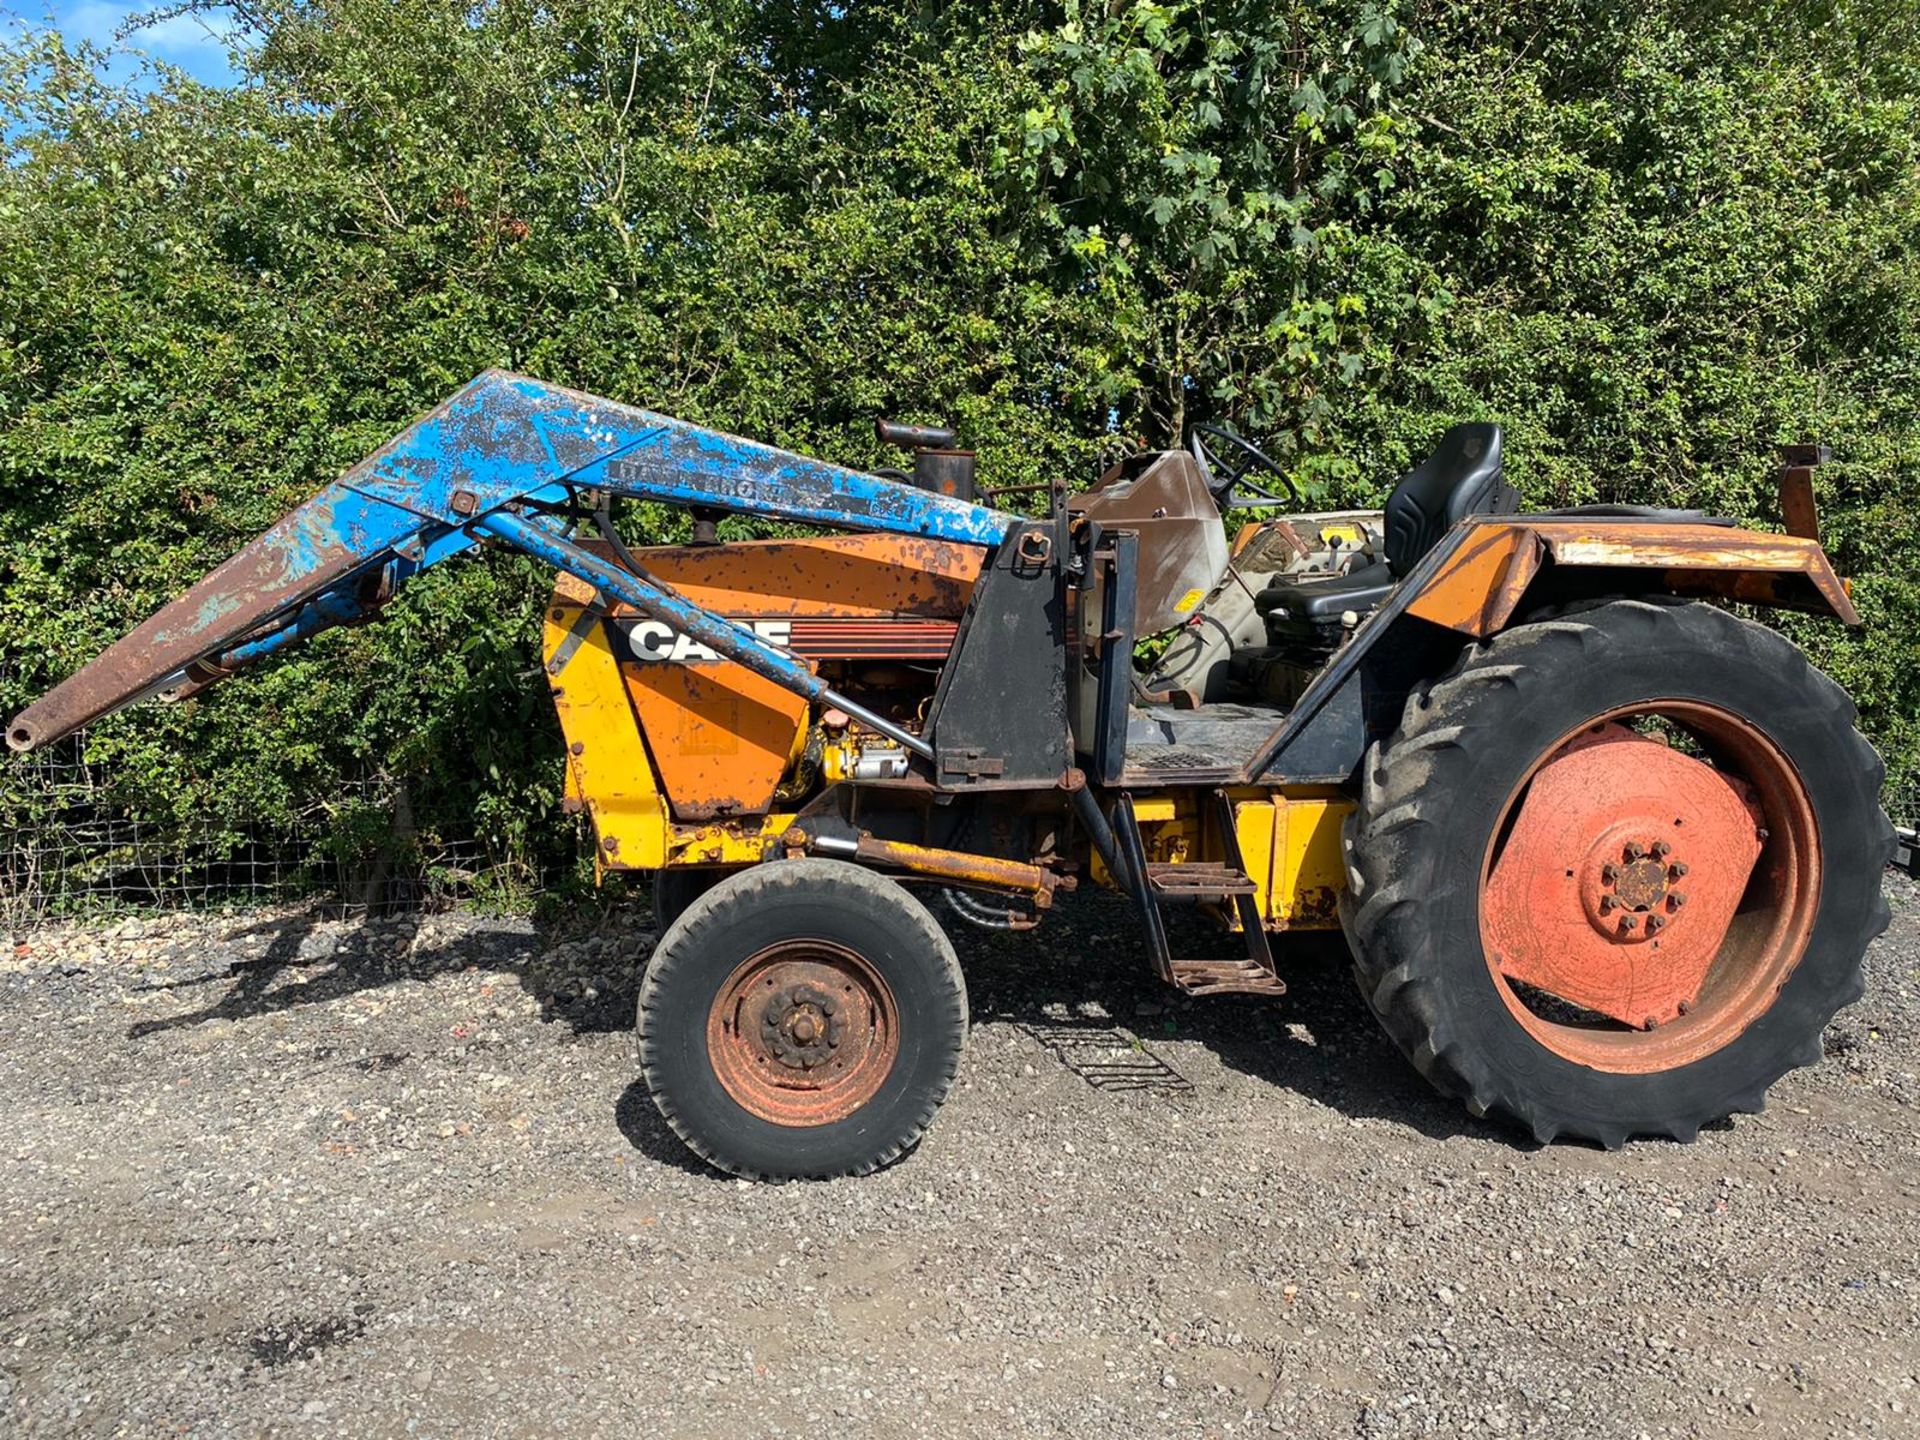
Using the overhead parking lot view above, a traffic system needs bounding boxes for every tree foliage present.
[2,0,1916,867]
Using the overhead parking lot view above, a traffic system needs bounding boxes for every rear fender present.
[1251,515,1858,784]
[1402,519,1859,636]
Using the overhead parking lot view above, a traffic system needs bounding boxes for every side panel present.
[555,534,984,820]
[623,666,808,821]
[545,599,802,869]
[1231,790,1351,930]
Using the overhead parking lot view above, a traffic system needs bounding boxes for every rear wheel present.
[1342,599,1892,1146]
[637,859,967,1179]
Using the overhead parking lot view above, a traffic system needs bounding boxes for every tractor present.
[9,375,1891,1178]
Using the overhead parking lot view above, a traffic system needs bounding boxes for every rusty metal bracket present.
[1776,442,1831,542]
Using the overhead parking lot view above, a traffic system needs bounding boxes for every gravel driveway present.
[2,877,1915,1438]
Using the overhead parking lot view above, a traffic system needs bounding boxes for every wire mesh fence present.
[1,735,583,933]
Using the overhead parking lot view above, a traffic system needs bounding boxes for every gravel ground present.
[1,875,1915,1439]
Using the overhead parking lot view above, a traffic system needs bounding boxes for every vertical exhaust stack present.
[875,417,977,503]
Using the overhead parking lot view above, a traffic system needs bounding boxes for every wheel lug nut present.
[1601,863,1619,884]
[1646,913,1666,932]
[1669,862,1688,878]
[1652,840,1671,858]
[1624,842,1646,861]
[1619,915,1639,933]
[1599,895,1615,914]
[1669,892,1686,909]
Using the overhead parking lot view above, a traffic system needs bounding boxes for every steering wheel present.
[1189,423,1302,507]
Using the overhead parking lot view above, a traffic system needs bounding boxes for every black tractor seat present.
[1254,555,1394,623]
[1256,422,1517,647]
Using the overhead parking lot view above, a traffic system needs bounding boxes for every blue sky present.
[4,3,242,86]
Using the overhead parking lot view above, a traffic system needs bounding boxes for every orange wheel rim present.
[706,941,900,1126]
[1479,702,1820,1073]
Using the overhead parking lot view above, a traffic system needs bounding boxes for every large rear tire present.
[1341,599,1892,1146]
[637,859,967,1179]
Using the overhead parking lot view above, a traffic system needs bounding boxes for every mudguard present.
[1253,515,1858,784]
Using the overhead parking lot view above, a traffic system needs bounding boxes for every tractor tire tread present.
[637,859,967,1181]
[1341,598,1893,1145]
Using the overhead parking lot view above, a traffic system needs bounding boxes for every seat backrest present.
[1383,423,1515,575]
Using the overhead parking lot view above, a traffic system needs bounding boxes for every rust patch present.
[1285,884,1342,927]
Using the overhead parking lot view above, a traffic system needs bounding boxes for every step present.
[1170,958,1288,997]
[1145,862,1258,899]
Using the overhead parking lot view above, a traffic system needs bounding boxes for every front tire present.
[1341,599,1892,1146]
[650,867,720,933]
[637,859,967,1179]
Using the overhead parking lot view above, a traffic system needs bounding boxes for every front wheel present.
[637,859,967,1179]
[1341,599,1893,1147]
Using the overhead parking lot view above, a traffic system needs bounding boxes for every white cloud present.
[20,2,241,82]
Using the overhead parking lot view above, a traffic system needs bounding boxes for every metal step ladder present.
[1112,791,1286,997]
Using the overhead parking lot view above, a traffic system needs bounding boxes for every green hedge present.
[2,0,1916,877]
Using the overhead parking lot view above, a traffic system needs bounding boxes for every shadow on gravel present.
[612,1080,726,1178]
[121,889,1521,1152]
[125,905,645,1042]
[956,891,1521,1149]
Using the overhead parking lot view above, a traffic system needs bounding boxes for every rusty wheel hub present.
[1483,722,1766,1031]
[1578,840,1688,942]
[707,942,899,1126]
[760,983,846,1069]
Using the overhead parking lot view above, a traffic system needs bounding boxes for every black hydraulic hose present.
[592,501,652,579]
[942,887,1023,931]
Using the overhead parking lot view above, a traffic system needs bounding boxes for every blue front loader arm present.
[7,371,1017,752]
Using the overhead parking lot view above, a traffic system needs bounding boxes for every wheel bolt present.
[1669,892,1687,909]
[1599,895,1615,914]
[1646,913,1666,933]
[1601,863,1620,884]
[1652,840,1672,858]
[1624,841,1647,861]
[1619,915,1639,933]
[1669,862,1689,879]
